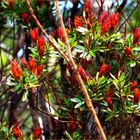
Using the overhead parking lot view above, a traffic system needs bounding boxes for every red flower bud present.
[101,20,111,34]
[57,27,65,42]
[106,96,113,110]
[20,58,28,68]
[99,11,108,24]
[133,27,140,45]
[78,66,88,82]
[37,37,45,57]
[30,28,38,43]
[74,16,83,28]
[107,65,112,72]
[51,31,56,38]
[9,0,14,9]
[110,13,119,31]
[37,64,43,76]
[33,128,42,139]
[10,60,22,79]
[134,88,140,104]
[21,13,29,25]
[130,81,138,91]
[99,64,108,77]
[84,0,90,13]
[69,119,77,132]
[125,46,133,57]
[29,58,36,73]
[12,124,22,138]
[36,0,43,8]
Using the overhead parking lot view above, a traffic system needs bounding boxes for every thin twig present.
[117,3,138,32]
[55,0,107,140]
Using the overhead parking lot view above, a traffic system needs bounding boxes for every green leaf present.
[119,72,126,87]
[76,27,89,35]
[129,61,136,67]
[12,84,22,93]
[89,50,96,57]
[98,76,107,85]
[132,47,140,51]
[64,131,73,140]
[110,73,118,81]
[22,91,28,102]
[70,98,81,103]
[70,35,77,47]
[74,101,85,109]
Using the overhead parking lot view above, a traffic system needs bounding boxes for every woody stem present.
[55,0,106,140]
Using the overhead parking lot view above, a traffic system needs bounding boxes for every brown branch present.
[55,0,106,140]
[25,0,70,63]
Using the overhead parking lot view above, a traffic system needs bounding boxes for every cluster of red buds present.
[29,28,45,58]
[22,58,43,77]
[9,0,14,9]
[21,12,30,25]
[12,123,22,138]
[99,63,112,77]
[133,88,140,104]
[33,127,42,139]
[125,46,133,57]
[99,11,119,34]
[130,81,140,104]
[10,60,22,80]
[36,0,50,8]
[106,96,113,110]
[133,27,140,45]
[74,16,83,28]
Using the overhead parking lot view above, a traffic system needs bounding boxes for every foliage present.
[0,0,140,139]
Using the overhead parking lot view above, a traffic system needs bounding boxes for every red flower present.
[133,27,140,45]
[130,81,138,91]
[106,96,113,110]
[33,128,42,139]
[21,13,29,25]
[78,66,88,82]
[12,124,22,138]
[9,0,14,9]
[74,16,83,28]
[85,0,90,13]
[134,88,140,104]
[29,58,36,73]
[125,46,133,57]
[30,28,38,43]
[37,64,43,76]
[20,58,28,68]
[10,60,22,79]
[57,27,65,42]
[99,64,108,77]
[37,37,45,57]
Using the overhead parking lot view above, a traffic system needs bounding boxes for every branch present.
[55,0,106,140]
